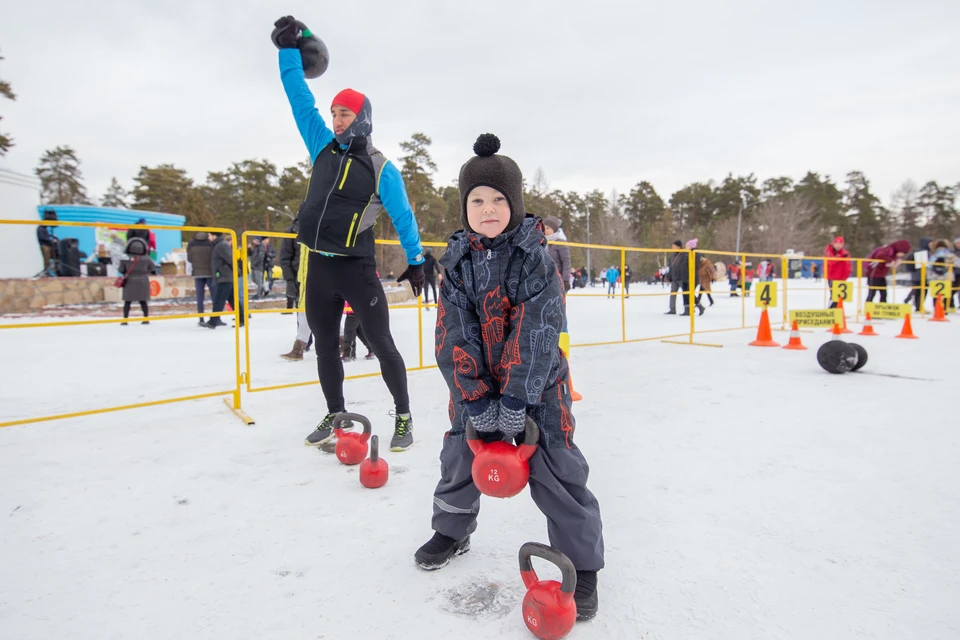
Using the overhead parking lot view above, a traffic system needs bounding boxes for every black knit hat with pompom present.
[458,133,526,234]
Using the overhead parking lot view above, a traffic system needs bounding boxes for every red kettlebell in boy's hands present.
[359,435,388,488]
[334,413,371,465]
[519,542,578,640]
[466,417,539,498]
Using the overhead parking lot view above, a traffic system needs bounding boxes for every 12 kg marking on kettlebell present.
[488,468,500,483]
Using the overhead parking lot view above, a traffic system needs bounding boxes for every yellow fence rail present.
[0,219,250,428]
[2,220,952,429]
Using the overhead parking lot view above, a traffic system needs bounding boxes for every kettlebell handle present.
[369,434,379,463]
[518,542,577,594]
[465,414,539,447]
[334,412,372,436]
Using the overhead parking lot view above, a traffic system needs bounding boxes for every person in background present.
[623,265,632,298]
[208,233,245,328]
[118,237,155,325]
[727,261,741,297]
[697,254,717,307]
[679,239,705,316]
[543,216,572,293]
[864,240,911,304]
[248,237,266,300]
[605,264,619,298]
[927,239,958,310]
[666,240,684,312]
[953,237,960,310]
[37,209,59,277]
[422,248,442,308]
[279,214,313,359]
[341,301,373,361]
[263,237,276,297]
[187,231,215,327]
[824,236,851,309]
[811,262,820,282]
[903,238,931,312]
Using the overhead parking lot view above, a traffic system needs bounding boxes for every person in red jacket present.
[824,236,852,309]
[864,240,911,303]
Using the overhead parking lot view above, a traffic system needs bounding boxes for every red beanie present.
[331,88,365,115]
[834,236,844,244]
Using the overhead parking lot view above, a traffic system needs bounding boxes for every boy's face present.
[466,186,511,238]
[331,105,357,137]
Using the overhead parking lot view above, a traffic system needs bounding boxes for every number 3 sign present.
[831,280,852,303]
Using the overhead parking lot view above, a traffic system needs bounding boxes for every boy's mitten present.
[497,396,527,438]
[466,396,499,433]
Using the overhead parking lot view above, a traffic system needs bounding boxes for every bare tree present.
[750,195,822,255]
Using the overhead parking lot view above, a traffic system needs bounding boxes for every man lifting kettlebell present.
[272,16,426,452]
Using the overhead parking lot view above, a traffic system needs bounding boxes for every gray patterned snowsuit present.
[432,215,604,571]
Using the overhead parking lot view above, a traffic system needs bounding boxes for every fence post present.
[688,250,695,342]
[856,260,863,320]
[417,284,424,369]
[740,253,746,328]
[920,263,927,317]
[620,249,627,343]
[781,256,788,330]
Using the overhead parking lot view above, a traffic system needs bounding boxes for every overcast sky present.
[1,0,958,209]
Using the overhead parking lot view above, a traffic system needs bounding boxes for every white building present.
[0,168,42,279]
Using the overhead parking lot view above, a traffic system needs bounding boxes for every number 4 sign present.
[755,281,778,308]
[831,280,852,303]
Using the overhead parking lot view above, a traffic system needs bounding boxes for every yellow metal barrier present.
[0,219,250,429]
[5,221,950,430]
[238,231,449,395]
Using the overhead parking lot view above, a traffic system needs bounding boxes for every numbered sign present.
[929,280,952,302]
[755,281,778,308]
[790,309,843,328]
[831,280,853,303]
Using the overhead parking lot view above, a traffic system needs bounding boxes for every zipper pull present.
[486,249,493,260]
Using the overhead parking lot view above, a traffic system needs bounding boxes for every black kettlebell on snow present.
[271,17,329,79]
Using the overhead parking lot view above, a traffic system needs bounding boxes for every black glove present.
[397,263,425,297]
[271,16,300,49]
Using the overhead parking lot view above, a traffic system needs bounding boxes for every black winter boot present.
[414,532,470,570]
[575,570,598,620]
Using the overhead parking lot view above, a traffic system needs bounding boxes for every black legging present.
[695,286,713,305]
[305,252,409,414]
[865,277,887,303]
[423,277,438,304]
[123,301,148,318]
[342,314,371,357]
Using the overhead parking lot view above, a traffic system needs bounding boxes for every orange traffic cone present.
[931,294,949,322]
[559,332,582,402]
[828,323,844,339]
[827,298,854,333]
[896,313,918,339]
[782,320,807,350]
[858,313,878,336]
[750,307,780,347]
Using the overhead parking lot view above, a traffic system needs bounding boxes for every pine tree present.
[917,181,957,240]
[132,164,194,213]
[100,177,129,208]
[0,52,14,157]
[844,171,884,254]
[35,146,91,204]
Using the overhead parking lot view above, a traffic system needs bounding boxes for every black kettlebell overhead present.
[270,18,329,79]
[295,21,329,79]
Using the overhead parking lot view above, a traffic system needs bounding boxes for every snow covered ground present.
[1,282,958,639]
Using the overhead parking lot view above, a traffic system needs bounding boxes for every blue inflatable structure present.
[36,205,185,262]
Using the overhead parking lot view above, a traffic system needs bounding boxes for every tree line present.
[31,136,960,279]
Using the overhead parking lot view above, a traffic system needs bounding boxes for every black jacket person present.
[274,16,424,451]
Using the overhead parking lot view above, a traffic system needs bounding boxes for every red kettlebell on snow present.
[359,435,389,489]
[519,542,578,640]
[466,416,539,498]
[334,412,371,465]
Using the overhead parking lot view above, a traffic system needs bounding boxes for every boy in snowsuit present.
[415,134,604,621]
